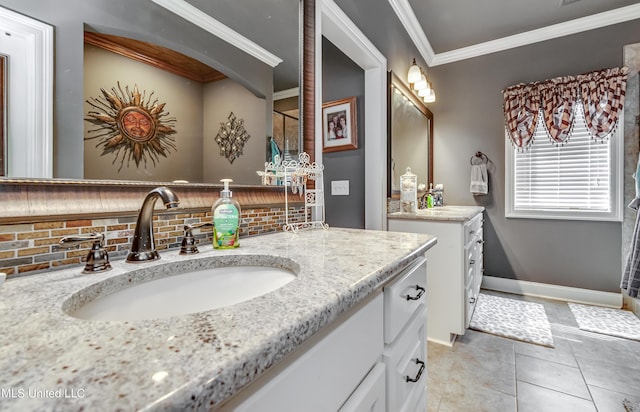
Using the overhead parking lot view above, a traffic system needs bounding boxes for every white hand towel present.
[470,164,488,195]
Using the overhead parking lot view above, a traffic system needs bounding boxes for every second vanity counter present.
[388,205,485,222]
[0,228,436,411]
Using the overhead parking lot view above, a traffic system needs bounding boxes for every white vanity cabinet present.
[389,207,484,346]
[383,257,427,412]
[220,257,428,412]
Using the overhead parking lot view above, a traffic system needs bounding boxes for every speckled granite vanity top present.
[0,228,435,411]
[389,205,484,222]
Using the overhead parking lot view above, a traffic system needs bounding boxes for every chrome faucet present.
[127,187,180,263]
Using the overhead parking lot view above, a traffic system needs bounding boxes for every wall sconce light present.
[407,58,436,104]
[407,58,421,84]
[423,84,436,103]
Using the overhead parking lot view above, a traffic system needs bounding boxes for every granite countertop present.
[0,228,436,411]
[388,205,484,222]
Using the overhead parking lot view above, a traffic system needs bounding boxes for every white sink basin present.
[64,256,298,321]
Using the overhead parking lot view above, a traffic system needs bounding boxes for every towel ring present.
[470,151,489,165]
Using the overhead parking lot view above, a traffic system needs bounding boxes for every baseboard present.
[481,276,622,308]
[623,294,640,316]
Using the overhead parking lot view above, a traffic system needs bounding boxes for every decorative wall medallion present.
[85,83,177,170]
[215,112,251,164]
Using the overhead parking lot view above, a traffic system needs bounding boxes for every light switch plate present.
[331,180,349,196]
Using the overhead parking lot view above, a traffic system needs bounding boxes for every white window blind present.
[506,102,623,221]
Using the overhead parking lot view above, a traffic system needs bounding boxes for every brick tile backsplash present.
[0,206,308,278]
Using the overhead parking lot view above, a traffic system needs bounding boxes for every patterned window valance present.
[503,67,629,150]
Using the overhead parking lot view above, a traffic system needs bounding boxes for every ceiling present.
[161,0,640,90]
[411,0,640,54]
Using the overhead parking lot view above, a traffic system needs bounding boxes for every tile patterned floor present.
[428,291,640,412]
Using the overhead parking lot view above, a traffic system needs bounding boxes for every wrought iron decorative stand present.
[262,152,328,232]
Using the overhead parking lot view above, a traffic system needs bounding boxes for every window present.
[505,103,623,221]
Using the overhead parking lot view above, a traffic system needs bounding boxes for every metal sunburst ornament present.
[215,112,251,164]
[85,83,177,171]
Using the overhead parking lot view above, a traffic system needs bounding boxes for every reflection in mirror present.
[0,55,5,177]
[0,0,300,185]
[387,71,433,197]
[272,94,300,163]
[83,32,268,183]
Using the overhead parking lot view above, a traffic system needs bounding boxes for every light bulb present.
[417,83,431,97]
[414,73,428,91]
[407,58,421,84]
[423,89,436,103]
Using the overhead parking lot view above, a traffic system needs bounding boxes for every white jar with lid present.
[400,167,417,213]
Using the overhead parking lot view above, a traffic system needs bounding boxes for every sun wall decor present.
[85,83,177,171]
[214,112,251,164]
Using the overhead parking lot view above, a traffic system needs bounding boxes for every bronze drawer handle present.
[406,285,425,301]
[406,358,425,383]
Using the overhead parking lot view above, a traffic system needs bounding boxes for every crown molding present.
[389,1,640,67]
[150,0,283,68]
[387,0,435,65]
[273,87,299,100]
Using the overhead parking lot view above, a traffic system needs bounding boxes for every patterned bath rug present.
[568,303,640,341]
[469,293,554,347]
[624,398,640,412]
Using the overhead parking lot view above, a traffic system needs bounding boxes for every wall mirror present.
[0,0,301,185]
[387,71,433,197]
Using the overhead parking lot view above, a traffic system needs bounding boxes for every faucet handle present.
[59,233,112,273]
[180,223,213,255]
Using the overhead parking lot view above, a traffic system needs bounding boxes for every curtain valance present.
[503,67,629,150]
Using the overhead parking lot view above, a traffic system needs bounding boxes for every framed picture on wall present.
[322,96,358,152]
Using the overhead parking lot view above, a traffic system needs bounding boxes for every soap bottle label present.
[213,204,239,248]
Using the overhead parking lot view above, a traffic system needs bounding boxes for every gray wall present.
[338,0,640,292]
[0,0,273,179]
[429,21,639,293]
[322,37,365,229]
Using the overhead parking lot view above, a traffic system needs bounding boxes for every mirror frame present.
[1,1,314,224]
[387,71,433,197]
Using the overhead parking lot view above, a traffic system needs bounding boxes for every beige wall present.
[202,79,267,185]
[84,45,268,184]
[83,44,204,182]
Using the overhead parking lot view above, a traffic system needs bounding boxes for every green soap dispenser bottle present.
[212,178,241,249]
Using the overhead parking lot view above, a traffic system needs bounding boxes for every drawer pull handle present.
[469,259,475,265]
[470,296,476,304]
[406,285,425,301]
[406,359,425,383]
[477,240,484,244]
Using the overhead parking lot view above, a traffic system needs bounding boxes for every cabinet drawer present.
[229,294,384,412]
[466,283,479,328]
[464,214,483,245]
[384,257,427,344]
[464,243,475,288]
[339,362,386,412]
[383,308,427,412]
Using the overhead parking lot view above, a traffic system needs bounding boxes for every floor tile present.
[516,353,591,399]
[438,383,516,412]
[570,331,640,367]
[589,385,640,412]
[514,333,577,367]
[516,381,596,412]
[427,388,442,412]
[449,331,516,396]
[427,342,454,395]
[576,355,640,396]
[428,291,640,411]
